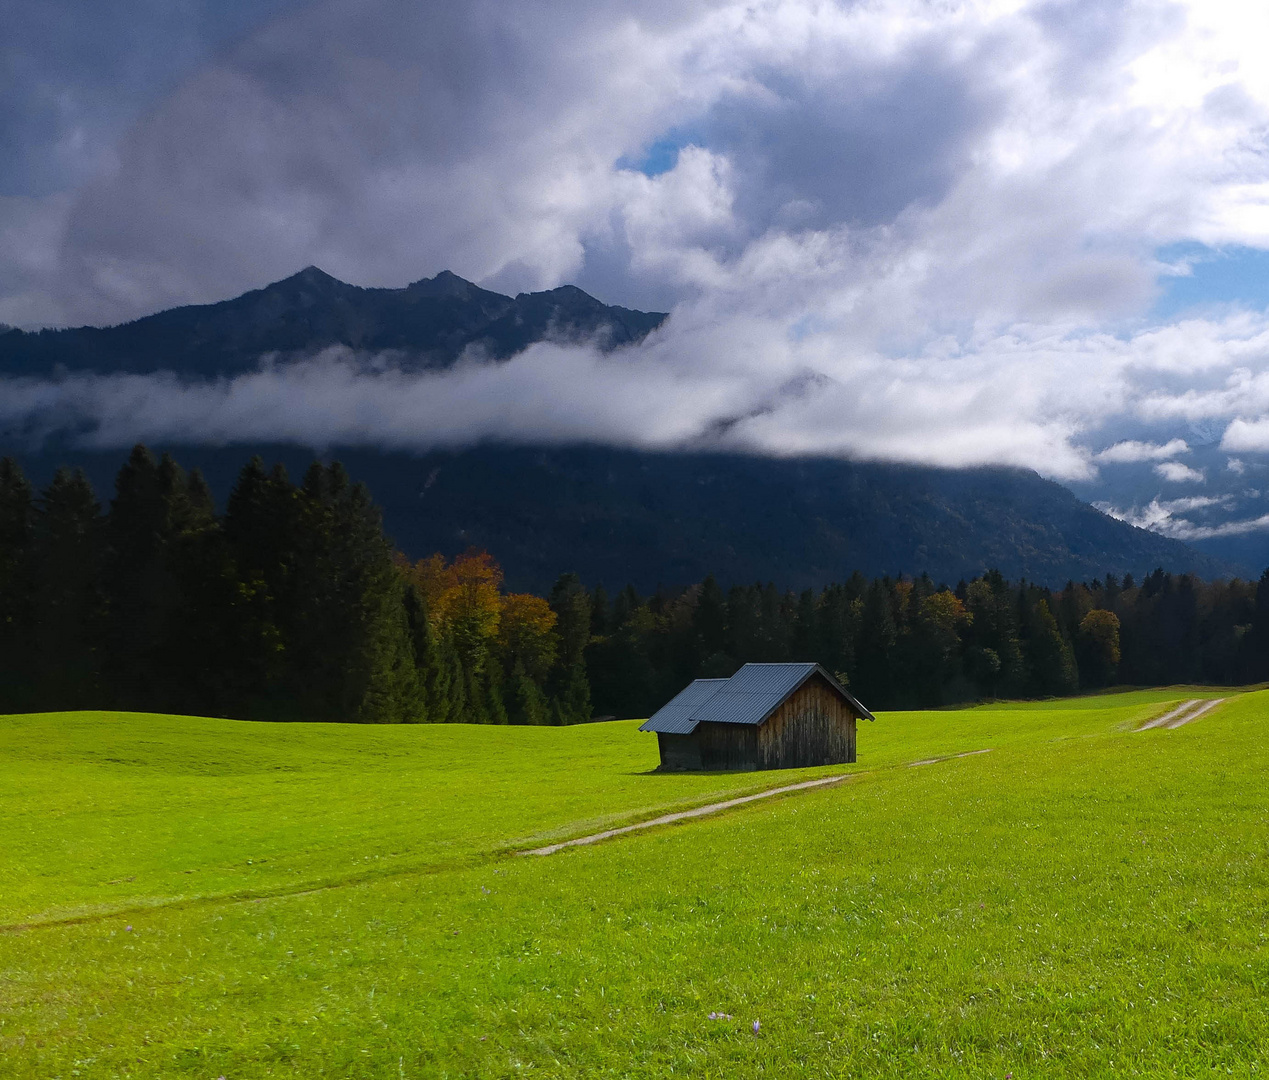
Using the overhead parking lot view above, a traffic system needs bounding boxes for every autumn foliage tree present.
[395,549,562,723]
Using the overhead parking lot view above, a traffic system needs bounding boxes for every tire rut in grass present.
[1137,698,1227,731]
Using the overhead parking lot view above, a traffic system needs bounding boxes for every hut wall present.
[694,722,760,771]
[656,732,702,772]
[755,674,857,769]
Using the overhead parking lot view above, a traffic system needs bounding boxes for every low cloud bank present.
[1098,495,1269,541]
[5,308,1269,489]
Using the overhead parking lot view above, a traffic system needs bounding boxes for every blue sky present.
[1154,245,1269,319]
[617,133,701,178]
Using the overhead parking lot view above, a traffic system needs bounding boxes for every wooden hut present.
[639,662,873,772]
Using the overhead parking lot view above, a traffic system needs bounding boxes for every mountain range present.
[0,268,1252,588]
[0,266,667,377]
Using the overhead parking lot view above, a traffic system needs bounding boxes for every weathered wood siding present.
[656,673,859,772]
[755,673,856,769]
[694,721,760,771]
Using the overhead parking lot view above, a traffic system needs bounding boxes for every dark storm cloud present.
[0,0,309,197]
[699,46,996,236]
[33,0,722,323]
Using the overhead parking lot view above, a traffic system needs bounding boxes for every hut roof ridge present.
[639,662,872,734]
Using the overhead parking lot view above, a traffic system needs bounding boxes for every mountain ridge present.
[0,268,669,378]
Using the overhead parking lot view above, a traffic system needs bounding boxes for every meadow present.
[1,689,1266,1077]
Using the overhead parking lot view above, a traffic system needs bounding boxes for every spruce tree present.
[31,469,104,708]
[506,657,550,724]
[103,448,221,712]
[102,446,168,707]
[1020,593,1078,696]
[287,462,419,723]
[853,579,897,706]
[221,458,298,718]
[547,573,593,724]
[0,458,36,711]
[1245,569,1269,682]
[402,582,441,722]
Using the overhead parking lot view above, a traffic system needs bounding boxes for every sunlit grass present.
[2,688,1264,1077]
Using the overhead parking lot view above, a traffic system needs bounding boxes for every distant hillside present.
[0,268,667,378]
[10,444,1239,591]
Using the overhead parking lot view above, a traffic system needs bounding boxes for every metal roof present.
[638,679,727,734]
[639,663,873,734]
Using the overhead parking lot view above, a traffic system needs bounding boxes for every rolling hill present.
[3,692,1265,1076]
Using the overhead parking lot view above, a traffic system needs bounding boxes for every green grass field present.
[2,689,1266,1078]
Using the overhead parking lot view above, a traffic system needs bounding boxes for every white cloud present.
[1154,461,1206,483]
[1096,438,1190,463]
[0,308,1257,486]
[1095,494,1269,540]
[1222,417,1269,452]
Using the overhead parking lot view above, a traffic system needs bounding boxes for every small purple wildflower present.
[752,1019,761,1034]
[125,925,133,932]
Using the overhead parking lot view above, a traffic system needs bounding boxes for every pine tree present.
[1244,569,1269,682]
[286,462,419,723]
[102,446,167,708]
[221,458,297,718]
[0,458,36,711]
[102,448,221,712]
[815,584,857,684]
[1077,609,1121,688]
[1021,593,1078,696]
[547,573,592,724]
[853,579,897,706]
[31,469,104,708]
[506,657,550,724]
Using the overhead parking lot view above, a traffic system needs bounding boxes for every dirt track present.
[523,748,995,856]
[1138,698,1226,731]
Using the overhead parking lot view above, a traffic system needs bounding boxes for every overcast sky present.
[7,0,1269,541]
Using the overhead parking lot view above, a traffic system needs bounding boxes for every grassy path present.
[523,774,854,855]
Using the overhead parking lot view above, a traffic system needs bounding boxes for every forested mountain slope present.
[10,444,1236,592]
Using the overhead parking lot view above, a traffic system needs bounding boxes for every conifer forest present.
[2,448,1267,723]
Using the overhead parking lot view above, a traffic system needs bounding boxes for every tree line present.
[0,449,591,724]
[2,447,1267,722]
[585,567,1269,717]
